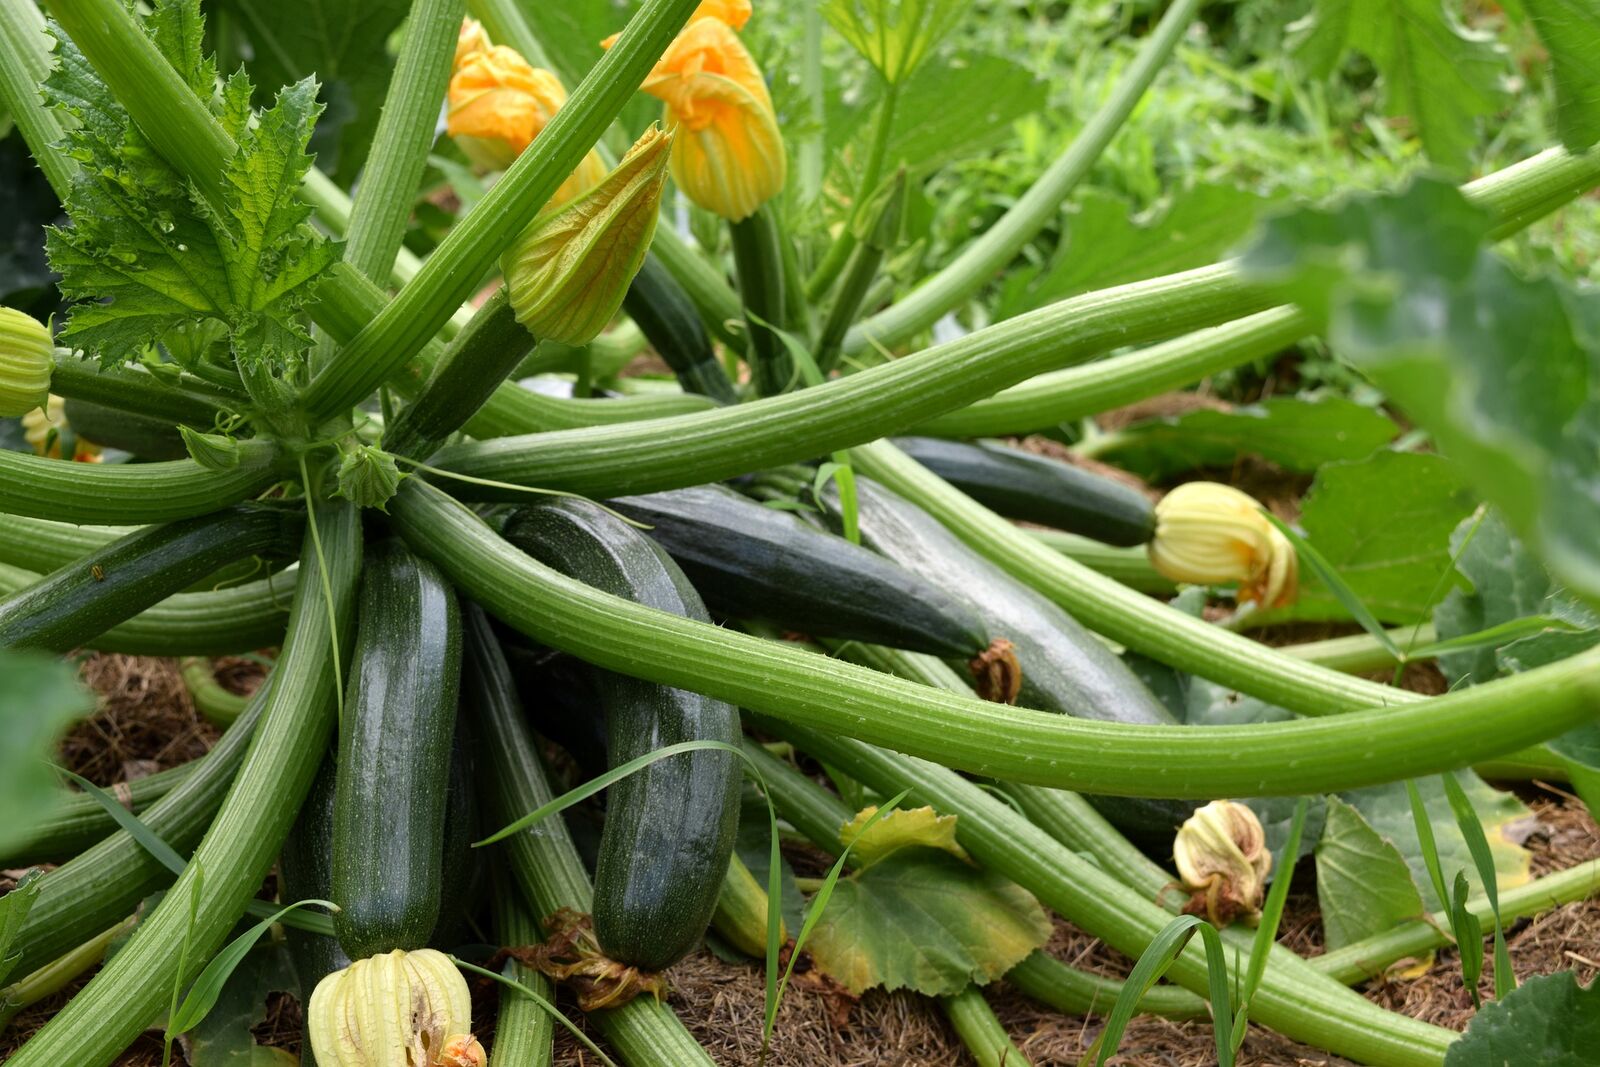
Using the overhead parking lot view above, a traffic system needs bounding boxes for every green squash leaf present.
[0,872,44,987]
[1444,970,1600,1066]
[1241,177,1600,608]
[1314,796,1427,954]
[180,939,299,1066]
[803,849,1051,996]
[0,651,94,860]
[1291,0,1507,170]
[1520,0,1600,152]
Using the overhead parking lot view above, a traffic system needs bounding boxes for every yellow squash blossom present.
[0,306,53,417]
[1147,481,1298,608]
[599,0,752,50]
[616,18,784,221]
[446,41,606,207]
[309,949,485,1067]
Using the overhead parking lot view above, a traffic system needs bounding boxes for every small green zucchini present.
[331,540,463,959]
[623,253,738,404]
[828,478,1194,837]
[62,397,190,460]
[502,499,741,972]
[730,206,791,396]
[608,484,992,659]
[0,503,302,653]
[892,436,1156,547]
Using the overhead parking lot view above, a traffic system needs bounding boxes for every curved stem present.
[341,0,461,285]
[940,985,1032,1067]
[433,263,1271,496]
[0,0,72,198]
[50,351,239,429]
[807,79,900,300]
[0,439,284,524]
[843,0,1203,355]
[4,504,360,1067]
[0,513,133,574]
[463,383,719,439]
[0,561,294,655]
[392,479,1600,798]
[916,306,1306,437]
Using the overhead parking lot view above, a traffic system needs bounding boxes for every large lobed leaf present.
[1241,177,1600,609]
[1315,796,1426,955]
[42,0,339,375]
[1517,0,1600,152]
[1444,969,1600,1066]
[0,651,95,863]
[1291,0,1507,171]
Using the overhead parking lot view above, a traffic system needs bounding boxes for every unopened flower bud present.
[454,17,492,66]
[335,442,403,511]
[0,307,53,417]
[1148,482,1298,607]
[501,126,672,346]
[608,17,785,221]
[445,38,607,205]
[308,948,478,1067]
[1174,800,1272,926]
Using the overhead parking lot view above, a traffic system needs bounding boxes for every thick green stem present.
[4,690,266,979]
[1281,625,1432,674]
[731,205,793,396]
[0,504,301,652]
[5,504,359,1067]
[49,352,239,430]
[0,513,130,574]
[0,439,284,524]
[341,0,462,284]
[392,479,1600,797]
[807,79,900,300]
[940,986,1032,1067]
[491,875,556,1067]
[1027,529,1175,594]
[180,657,255,726]
[433,263,1273,496]
[303,0,703,418]
[0,761,193,869]
[462,385,718,439]
[843,0,1203,354]
[0,562,293,655]
[761,718,1454,1067]
[917,306,1305,437]
[462,603,716,1066]
[0,0,73,198]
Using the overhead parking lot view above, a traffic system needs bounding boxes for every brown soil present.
[4,656,1597,1067]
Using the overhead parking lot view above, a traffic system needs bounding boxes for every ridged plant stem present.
[392,479,1600,798]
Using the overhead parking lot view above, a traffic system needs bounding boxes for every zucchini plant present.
[1,0,1597,1064]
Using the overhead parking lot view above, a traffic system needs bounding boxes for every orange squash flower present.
[630,18,785,221]
[446,35,606,207]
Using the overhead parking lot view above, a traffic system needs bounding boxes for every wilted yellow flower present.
[308,948,481,1067]
[501,126,672,346]
[0,306,52,417]
[624,18,785,221]
[22,395,101,462]
[1174,800,1272,927]
[446,42,607,205]
[1147,482,1298,608]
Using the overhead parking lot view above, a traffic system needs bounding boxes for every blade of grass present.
[1262,513,1402,661]
[1231,796,1309,1052]
[1197,922,1234,1067]
[1451,870,1485,1006]
[161,861,203,1067]
[453,956,619,1067]
[1442,771,1515,999]
[1406,780,1452,913]
[168,898,337,1035]
[761,787,912,1064]
[53,766,335,937]
[1088,914,1208,1067]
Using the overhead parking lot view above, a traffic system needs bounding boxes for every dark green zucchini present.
[62,398,190,460]
[892,437,1156,547]
[501,499,740,972]
[0,503,303,653]
[826,478,1196,837]
[279,752,350,1023]
[429,721,482,951]
[623,254,738,404]
[331,540,463,959]
[608,484,991,658]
